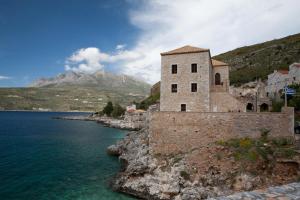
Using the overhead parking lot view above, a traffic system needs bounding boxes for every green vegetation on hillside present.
[135,93,160,110]
[213,33,300,85]
[217,130,296,172]
[0,86,147,112]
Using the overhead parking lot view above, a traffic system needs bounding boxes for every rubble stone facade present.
[160,45,244,112]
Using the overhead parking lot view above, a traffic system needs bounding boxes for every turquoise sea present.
[0,111,134,200]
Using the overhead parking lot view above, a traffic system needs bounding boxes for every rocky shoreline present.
[107,126,300,200]
[107,128,233,199]
[53,115,141,131]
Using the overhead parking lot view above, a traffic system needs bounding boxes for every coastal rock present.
[108,128,230,200]
[107,144,120,156]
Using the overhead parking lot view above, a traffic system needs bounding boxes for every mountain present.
[0,71,151,112]
[213,33,300,85]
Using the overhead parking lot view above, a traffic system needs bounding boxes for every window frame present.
[191,83,197,92]
[171,84,177,93]
[181,104,186,112]
[171,64,177,74]
[191,63,197,73]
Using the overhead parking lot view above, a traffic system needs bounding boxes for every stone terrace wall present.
[149,107,294,155]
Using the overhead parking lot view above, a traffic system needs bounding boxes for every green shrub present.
[111,103,125,118]
[136,93,160,110]
[260,129,270,142]
[103,101,113,116]
[173,156,182,164]
[180,170,190,180]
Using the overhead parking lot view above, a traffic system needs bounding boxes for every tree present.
[103,101,113,116]
[111,103,125,118]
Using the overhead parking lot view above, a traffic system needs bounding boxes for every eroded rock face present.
[233,173,261,191]
[108,129,232,200]
[108,123,300,199]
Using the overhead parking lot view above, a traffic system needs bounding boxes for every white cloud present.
[121,0,300,83]
[65,47,141,74]
[0,75,11,80]
[116,44,126,50]
[66,0,300,83]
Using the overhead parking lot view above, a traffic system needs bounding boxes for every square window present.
[181,104,186,111]
[191,63,197,73]
[172,64,177,74]
[171,84,177,93]
[191,83,197,92]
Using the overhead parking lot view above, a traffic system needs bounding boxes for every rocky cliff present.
[108,126,300,199]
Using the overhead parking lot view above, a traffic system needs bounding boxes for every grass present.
[216,130,297,167]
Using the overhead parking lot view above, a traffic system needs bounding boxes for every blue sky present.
[0,0,300,87]
[0,0,138,86]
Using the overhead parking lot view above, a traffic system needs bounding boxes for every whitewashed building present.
[266,63,300,98]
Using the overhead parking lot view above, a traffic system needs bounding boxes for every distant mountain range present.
[0,71,151,112]
[213,33,300,85]
[30,71,149,92]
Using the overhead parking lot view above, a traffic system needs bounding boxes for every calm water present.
[0,111,134,200]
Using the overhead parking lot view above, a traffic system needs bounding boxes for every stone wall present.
[210,92,246,112]
[212,65,229,88]
[124,111,147,129]
[160,52,211,112]
[149,107,294,155]
[150,81,160,96]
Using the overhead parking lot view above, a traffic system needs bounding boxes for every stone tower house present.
[160,45,243,112]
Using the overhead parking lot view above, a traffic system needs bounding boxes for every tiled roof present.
[292,63,300,68]
[211,59,228,67]
[277,69,289,74]
[161,45,209,56]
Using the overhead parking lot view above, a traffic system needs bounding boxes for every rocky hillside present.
[108,128,300,199]
[0,71,151,112]
[213,33,300,85]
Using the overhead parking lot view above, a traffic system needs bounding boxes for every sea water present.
[0,111,134,200]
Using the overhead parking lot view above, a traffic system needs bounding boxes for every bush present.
[111,103,125,118]
[180,170,190,180]
[103,101,113,116]
[271,100,283,112]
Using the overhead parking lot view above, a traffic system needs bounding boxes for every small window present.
[181,104,186,111]
[191,63,197,73]
[171,84,177,93]
[171,64,177,74]
[191,83,197,92]
[294,77,296,81]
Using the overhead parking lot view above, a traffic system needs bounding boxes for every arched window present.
[246,103,254,112]
[215,73,221,85]
[260,103,269,112]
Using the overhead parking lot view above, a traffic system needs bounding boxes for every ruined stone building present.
[230,80,271,112]
[160,45,244,112]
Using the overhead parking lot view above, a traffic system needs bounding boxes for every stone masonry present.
[149,107,294,155]
[160,45,246,112]
[160,47,211,112]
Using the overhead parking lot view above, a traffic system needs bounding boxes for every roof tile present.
[161,45,209,56]
[211,59,228,67]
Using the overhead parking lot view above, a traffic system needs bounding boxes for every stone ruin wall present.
[149,107,294,155]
